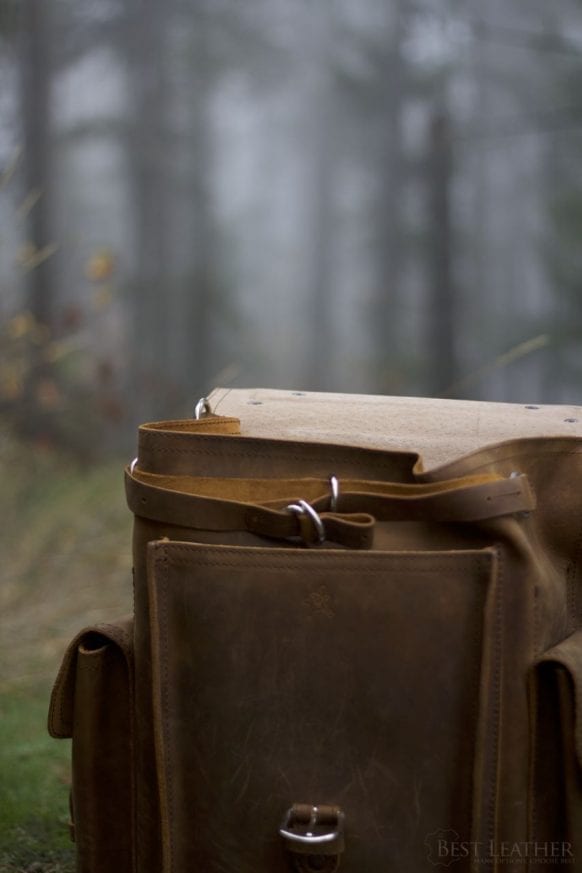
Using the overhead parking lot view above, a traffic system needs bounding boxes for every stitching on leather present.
[156,552,493,573]
[530,560,540,841]
[566,562,577,636]
[138,439,411,471]
[143,448,407,471]
[487,545,503,845]
[126,642,136,871]
[156,552,175,873]
[144,417,236,430]
[530,671,540,841]
[467,560,489,843]
[533,562,541,663]
[567,517,582,632]
[142,440,582,478]
[136,774,150,868]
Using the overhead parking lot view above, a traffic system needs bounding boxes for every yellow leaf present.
[7,312,36,340]
[86,249,115,282]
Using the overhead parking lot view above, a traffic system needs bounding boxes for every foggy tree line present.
[2,0,582,455]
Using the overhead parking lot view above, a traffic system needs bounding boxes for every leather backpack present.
[49,388,582,871]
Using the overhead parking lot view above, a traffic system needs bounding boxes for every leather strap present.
[127,470,501,501]
[126,468,375,547]
[125,467,535,547]
[135,416,419,480]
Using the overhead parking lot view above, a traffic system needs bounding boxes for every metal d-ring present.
[194,397,212,419]
[329,475,340,512]
[287,499,326,545]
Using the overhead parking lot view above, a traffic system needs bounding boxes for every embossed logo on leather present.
[303,585,335,619]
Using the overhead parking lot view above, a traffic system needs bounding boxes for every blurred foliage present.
[0,435,132,691]
[0,308,121,460]
[0,431,132,868]
[0,239,126,460]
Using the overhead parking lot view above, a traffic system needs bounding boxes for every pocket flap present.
[48,617,133,738]
[538,629,582,769]
[147,539,500,870]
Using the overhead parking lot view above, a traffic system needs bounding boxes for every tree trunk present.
[301,0,336,391]
[370,2,407,393]
[17,0,58,444]
[426,108,457,395]
[126,0,171,422]
[172,3,216,406]
[19,0,54,329]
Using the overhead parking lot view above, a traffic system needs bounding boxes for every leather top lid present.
[209,388,582,470]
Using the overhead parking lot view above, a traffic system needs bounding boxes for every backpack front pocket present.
[147,541,502,873]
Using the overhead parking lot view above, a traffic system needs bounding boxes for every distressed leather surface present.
[50,390,582,872]
[210,387,582,469]
[148,542,497,871]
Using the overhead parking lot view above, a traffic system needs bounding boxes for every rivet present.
[247,400,263,405]
[565,418,578,423]
[525,405,539,410]
[292,391,305,396]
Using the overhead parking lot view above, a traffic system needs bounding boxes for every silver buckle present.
[286,500,326,545]
[279,805,345,856]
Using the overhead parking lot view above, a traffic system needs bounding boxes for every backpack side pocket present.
[531,630,582,867]
[48,617,135,873]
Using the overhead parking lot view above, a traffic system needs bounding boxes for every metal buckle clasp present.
[279,804,345,857]
[286,501,326,545]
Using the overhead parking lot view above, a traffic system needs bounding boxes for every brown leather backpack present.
[49,389,582,871]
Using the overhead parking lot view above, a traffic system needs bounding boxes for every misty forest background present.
[3,1,582,869]
[4,0,582,458]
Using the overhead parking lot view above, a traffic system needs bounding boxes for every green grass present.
[0,689,74,872]
[0,436,133,870]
